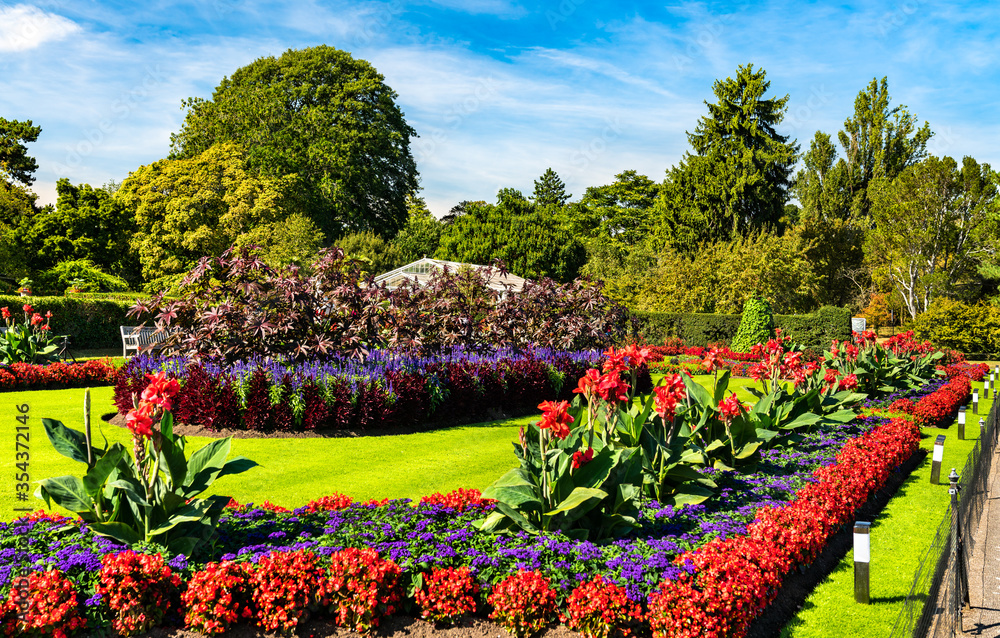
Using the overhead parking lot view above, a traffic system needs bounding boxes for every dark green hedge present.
[633,306,852,349]
[0,295,140,349]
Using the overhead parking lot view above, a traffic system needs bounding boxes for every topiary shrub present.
[731,295,775,353]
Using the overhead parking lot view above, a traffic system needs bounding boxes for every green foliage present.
[436,189,586,282]
[236,212,327,270]
[17,179,140,287]
[634,229,819,315]
[36,259,129,294]
[0,180,37,282]
[658,64,798,249]
[576,170,660,247]
[392,196,443,267]
[169,45,419,240]
[335,230,402,276]
[117,143,297,285]
[731,296,775,352]
[0,307,60,364]
[775,306,852,350]
[867,155,999,319]
[37,411,257,556]
[532,168,571,207]
[0,116,41,186]
[632,307,850,350]
[912,297,1000,354]
[837,77,933,219]
[0,295,135,349]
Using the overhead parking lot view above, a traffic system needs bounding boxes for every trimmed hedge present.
[0,295,139,350]
[633,306,851,349]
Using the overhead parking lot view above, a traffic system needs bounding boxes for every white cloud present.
[0,5,80,52]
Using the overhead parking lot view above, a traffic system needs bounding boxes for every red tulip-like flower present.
[653,374,687,422]
[701,348,723,373]
[621,343,652,369]
[572,368,602,398]
[141,371,181,411]
[717,393,744,423]
[30,313,44,325]
[601,347,628,374]
[22,304,33,314]
[572,448,594,469]
[0,307,9,320]
[538,400,574,439]
[596,373,630,403]
[749,362,770,382]
[837,374,859,391]
[125,403,155,438]
[845,343,859,361]
[823,368,840,387]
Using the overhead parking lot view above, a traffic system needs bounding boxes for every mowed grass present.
[781,384,991,637]
[0,374,764,521]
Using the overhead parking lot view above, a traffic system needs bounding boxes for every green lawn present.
[781,382,991,637]
[1,374,765,520]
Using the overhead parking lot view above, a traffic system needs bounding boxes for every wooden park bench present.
[120,326,169,357]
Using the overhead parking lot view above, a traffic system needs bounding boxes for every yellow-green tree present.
[117,143,300,289]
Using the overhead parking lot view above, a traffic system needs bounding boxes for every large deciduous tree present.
[658,64,798,249]
[866,155,998,319]
[117,143,303,289]
[169,45,418,240]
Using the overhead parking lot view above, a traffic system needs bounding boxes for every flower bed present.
[1,370,964,637]
[112,349,644,432]
[0,359,117,392]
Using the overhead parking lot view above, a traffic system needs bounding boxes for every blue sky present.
[1,0,997,217]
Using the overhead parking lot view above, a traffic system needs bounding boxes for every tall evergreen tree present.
[657,64,798,250]
[532,168,571,207]
[0,117,41,186]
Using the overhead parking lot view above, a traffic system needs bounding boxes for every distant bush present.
[633,306,849,350]
[0,295,138,349]
[913,297,1000,354]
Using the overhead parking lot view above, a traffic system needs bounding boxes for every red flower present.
[30,313,44,325]
[141,371,181,410]
[717,393,744,423]
[837,374,859,391]
[601,347,628,374]
[572,448,594,469]
[126,403,155,438]
[22,303,33,314]
[596,373,630,403]
[701,348,723,373]
[538,399,574,439]
[823,368,840,387]
[0,307,9,320]
[653,374,686,422]
[572,368,602,398]
[621,343,652,368]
